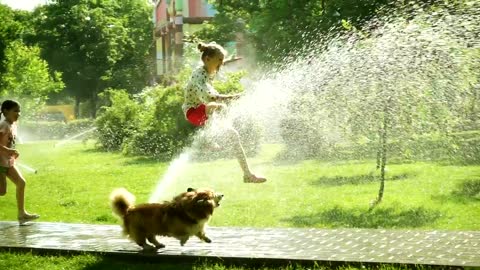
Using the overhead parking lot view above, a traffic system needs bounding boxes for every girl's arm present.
[0,129,7,154]
[215,93,242,101]
[0,145,18,156]
[196,72,242,102]
[200,82,242,102]
[0,128,18,157]
[223,57,242,66]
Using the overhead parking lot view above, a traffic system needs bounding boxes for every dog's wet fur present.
[110,187,223,250]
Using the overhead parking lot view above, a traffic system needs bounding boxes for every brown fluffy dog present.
[110,187,223,250]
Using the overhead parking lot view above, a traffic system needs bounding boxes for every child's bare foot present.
[244,174,266,183]
[18,213,40,225]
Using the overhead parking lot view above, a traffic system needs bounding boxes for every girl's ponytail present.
[198,42,227,60]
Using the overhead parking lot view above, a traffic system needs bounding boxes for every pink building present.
[153,0,216,76]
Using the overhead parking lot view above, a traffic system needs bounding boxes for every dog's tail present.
[110,188,135,217]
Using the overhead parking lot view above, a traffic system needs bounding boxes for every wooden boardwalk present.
[0,221,479,267]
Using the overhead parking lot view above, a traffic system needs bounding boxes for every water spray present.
[17,163,37,174]
[146,4,480,207]
[54,127,97,148]
[148,151,191,202]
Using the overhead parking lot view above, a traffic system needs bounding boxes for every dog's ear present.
[187,187,195,192]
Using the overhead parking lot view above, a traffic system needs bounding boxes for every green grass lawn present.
[1,252,442,270]
[1,140,479,269]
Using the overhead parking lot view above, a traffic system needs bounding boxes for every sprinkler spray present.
[17,163,38,174]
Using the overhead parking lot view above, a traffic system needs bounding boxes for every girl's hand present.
[223,57,243,65]
[230,93,243,100]
[217,93,242,102]
[7,148,19,158]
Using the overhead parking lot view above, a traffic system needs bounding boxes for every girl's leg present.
[205,102,265,183]
[0,173,6,196]
[6,166,39,222]
[225,127,266,183]
[203,102,228,150]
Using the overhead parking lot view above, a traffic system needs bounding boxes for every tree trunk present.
[376,128,381,169]
[370,100,390,211]
[91,85,98,118]
[75,96,80,118]
[378,116,387,202]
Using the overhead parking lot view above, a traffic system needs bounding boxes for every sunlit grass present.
[1,141,479,270]
[0,252,442,270]
[0,141,478,229]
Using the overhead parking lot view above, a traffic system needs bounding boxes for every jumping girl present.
[182,42,266,183]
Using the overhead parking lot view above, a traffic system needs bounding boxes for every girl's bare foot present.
[18,213,40,225]
[244,174,267,183]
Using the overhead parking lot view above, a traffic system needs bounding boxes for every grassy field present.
[0,252,444,270]
[0,141,479,269]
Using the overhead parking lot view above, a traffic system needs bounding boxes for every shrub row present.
[95,70,263,160]
[280,124,480,164]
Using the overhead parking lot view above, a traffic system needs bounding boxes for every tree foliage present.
[95,67,262,159]
[0,4,63,115]
[280,2,480,158]
[196,0,393,63]
[0,4,28,86]
[32,0,154,116]
[1,41,64,99]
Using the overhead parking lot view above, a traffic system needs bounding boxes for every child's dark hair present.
[0,100,20,119]
[198,42,227,60]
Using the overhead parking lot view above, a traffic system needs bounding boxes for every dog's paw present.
[180,237,189,246]
[204,237,212,243]
[141,244,157,252]
[155,243,165,249]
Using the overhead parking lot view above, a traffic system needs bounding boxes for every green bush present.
[94,69,263,160]
[95,89,141,151]
[95,84,195,158]
[279,121,480,164]
[121,84,196,159]
[214,70,263,156]
[232,114,264,156]
[278,96,343,160]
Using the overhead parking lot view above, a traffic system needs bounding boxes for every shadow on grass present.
[122,156,167,166]
[453,179,480,197]
[93,214,117,223]
[80,256,195,270]
[433,178,480,203]
[79,257,442,270]
[283,206,441,228]
[1,251,448,270]
[81,148,172,164]
[310,173,411,187]
[81,147,106,154]
[272,149,378,167]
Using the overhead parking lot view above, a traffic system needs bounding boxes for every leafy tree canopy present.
[195,0,410,63]
[32,0,154,115]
